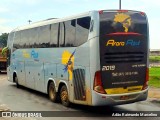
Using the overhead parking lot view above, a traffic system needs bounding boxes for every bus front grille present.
[104,52,144,63]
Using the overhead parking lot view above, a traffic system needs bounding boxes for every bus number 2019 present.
[102,65,115,71]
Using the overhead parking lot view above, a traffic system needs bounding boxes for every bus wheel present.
[48,82,57,102]
[60,85,70,107]
[15,76,20,88]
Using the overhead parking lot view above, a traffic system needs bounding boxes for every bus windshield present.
[99,11,148,94]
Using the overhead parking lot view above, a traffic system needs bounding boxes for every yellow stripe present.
[105,86,143,94]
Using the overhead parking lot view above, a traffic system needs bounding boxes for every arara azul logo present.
[106,39,140,47]
[113,13,132,33]
[31,50,38,59]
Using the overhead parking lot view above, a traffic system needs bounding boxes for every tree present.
[0,33,8,48]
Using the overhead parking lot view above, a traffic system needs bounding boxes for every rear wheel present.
[48,82,57,102]
[60,85,70,107]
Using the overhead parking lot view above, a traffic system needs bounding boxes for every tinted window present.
[29,28,39,48]
[50,23,58,47]
[21,30,29,48]
[12,17,91,49]
[90,20,94,32]
[38,25,50,48]
[8,32,14,48]
[100,12,147,36]
[75,17,91,46]
[13,31,21,50]
[59,22,65,47]
[65,20,76,47]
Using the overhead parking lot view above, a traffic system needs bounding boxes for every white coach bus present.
[7,10,149,106]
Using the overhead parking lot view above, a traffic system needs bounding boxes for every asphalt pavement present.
[0,73,160,120]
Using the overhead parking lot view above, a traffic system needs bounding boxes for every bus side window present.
[20,30,24,48]
[50,23,58,47]
[28,28,39,48]
[13,31,21,50]
[7,48,11,66]
[21,30,29,48]
[38,25,51,48]
[65,20,76,47]
[59,22,65,47]
[7,32,14,49]
[75,17,91,46]
[90,20,94,32]
[26,29,34,48]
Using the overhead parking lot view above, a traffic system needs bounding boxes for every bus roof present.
[11,9,145,32]
[14,11,91,32]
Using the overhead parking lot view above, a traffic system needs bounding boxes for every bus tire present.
[15,76,20,88]
[48,82,57,102]
[60,85,70,107]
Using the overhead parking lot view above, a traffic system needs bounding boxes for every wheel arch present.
[47,79,57,94]
[13,71,17,83]
[57,81,69,95]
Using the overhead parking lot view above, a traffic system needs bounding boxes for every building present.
[150,49,160,56]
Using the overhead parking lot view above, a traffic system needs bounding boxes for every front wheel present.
[60,85,70,107]
[15,76,20,88]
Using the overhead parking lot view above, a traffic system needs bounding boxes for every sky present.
[0,0,159,49]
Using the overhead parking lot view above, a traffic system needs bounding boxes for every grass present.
[149,56,160,62]
[149,67,160,76]
[149,67,160,88]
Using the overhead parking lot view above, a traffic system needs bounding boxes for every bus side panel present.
[44,62,57,94]
[16,61,25,86]
[7,66,14,82]
[55,44,91,105]
[7,31,15,81]
[25,61,35,89]
[88,11,100,105]
[8,50,21,83]
[89,37,101,105]
[34,61,45,93]
[84,67,91,105]
[7,52,14,82]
